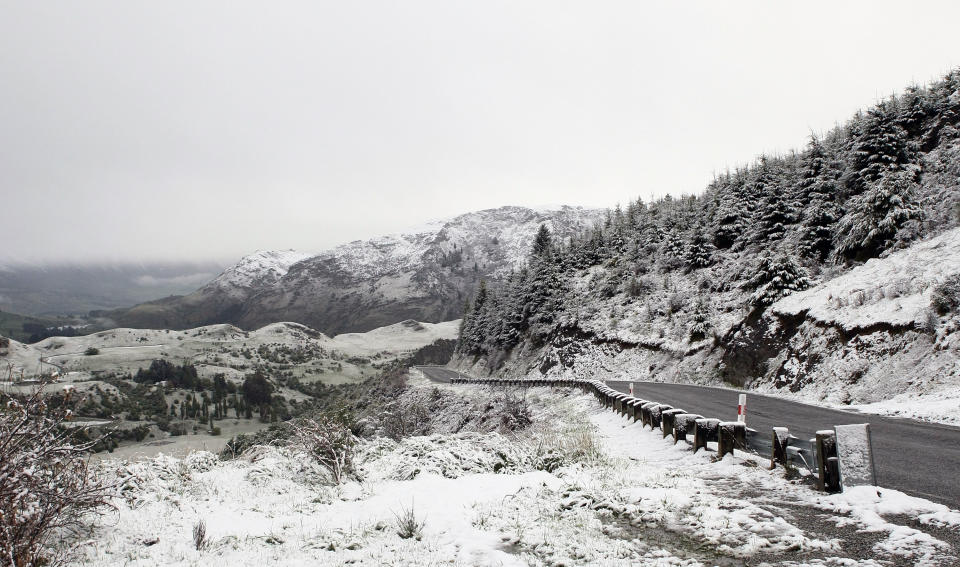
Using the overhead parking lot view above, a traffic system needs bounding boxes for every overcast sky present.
[2,1,959,264]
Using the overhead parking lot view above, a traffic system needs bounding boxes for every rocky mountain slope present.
[98,206,603,334]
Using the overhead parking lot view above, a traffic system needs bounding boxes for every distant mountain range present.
[95,206,605,335]
[0,261,225,317]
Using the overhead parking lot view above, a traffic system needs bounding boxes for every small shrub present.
[288,416,356,484]
[393,504,425,540]
[782,460,802,481]
[498,389,532,431]
[931,274,960,314]
[193,520,208,550]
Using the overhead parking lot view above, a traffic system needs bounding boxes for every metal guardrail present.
[448,375,830,488]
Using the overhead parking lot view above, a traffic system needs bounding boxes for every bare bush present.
[381,398,431,440]
[287,415,356,484]
[392,503,425,540]
[0,389,112,567]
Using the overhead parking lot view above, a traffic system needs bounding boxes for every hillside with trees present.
[453,69,960,417]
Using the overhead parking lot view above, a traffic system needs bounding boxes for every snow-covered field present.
[69,378,960,566]
[2,319,458,387]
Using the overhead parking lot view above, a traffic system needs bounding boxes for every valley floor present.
[70,376,960,566]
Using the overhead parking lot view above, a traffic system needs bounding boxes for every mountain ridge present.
[97,205,605,335]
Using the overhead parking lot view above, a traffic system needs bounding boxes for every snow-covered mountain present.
[101,206,604,334]
[206,250,314,299]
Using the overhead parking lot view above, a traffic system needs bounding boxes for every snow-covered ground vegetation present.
[63,376,960,566]
[0,319,457,458]
[452,69,960,426]
[2,319,457,386]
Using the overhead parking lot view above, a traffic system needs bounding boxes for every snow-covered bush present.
[393,504,426,540]
[688,301,712,342]
[931,273,960,314]
[0,389,112,567]
[288,415,356,484]
[497,389,532,431]
[192,519,208,551]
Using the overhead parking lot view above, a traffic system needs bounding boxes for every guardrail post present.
[815,430,841,493]
[640,402,657,428]
[660,408,686,439]
[771,427,790,469]
[649,404,672,430]
[717,421,746,458]
[672,414,701,444]
[693,418,721,453]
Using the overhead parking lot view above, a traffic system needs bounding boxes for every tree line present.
[457,69,960,361]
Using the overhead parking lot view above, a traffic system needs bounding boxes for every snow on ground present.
[1,318,458,386]
[845,390,960,426]
[328,319,459,356]
[69,380,960,566]
[773,228,960,331]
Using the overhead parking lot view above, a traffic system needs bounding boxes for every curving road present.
[417,366,960,508]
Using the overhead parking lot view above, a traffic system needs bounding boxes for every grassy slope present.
[0,310,64,343]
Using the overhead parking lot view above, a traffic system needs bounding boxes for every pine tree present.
[710,174,749,249]
[798,137,842,261]
[684,228,715,270]
[745,254,810,307]
[835,169,924,261]
[532,224,553,258]
[755,191,794,243]
[688,300,712,341]
[846,103,914,192]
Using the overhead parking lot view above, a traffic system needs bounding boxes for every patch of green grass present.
[0,310,61,342]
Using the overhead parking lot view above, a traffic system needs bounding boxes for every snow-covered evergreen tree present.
[688,300,712,342]
[684,227,715,270]
[745,254,810,307]
[846,102,915,191]
[798,137,842,261]
[531,224,553,258]
[835,169,924,261]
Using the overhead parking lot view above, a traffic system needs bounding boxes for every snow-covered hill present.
[772,229,960,331]
[101,206,604,334]
[749,228,960,422]
[1,318,459,388]
[452,227,960,426]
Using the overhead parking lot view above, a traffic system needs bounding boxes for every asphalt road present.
[417,366,960,508]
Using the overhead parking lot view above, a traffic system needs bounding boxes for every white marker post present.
[629,382,634,396]
[737,394,747,424]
